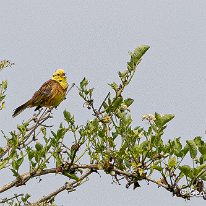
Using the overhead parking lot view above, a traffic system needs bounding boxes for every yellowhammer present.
[12,69,68,117]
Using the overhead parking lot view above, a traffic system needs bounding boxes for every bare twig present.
[98,92,110,112]
[66,83,75,95]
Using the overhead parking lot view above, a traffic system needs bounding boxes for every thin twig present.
[98,92,110,112]
[66,83,75,95]
[0,193,24,203]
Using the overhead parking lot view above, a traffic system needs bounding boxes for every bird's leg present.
[47,106,54,115]
[33,107,43,119]
[34,105,42,112]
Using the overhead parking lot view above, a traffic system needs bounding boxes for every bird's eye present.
[59,80,62,82]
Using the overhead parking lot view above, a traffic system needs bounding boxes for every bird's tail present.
[12,100,31,117]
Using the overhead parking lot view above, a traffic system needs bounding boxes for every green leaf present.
[179,165,192,176]
[112,131,118,140]
[1,101,5,109]
[12,160,17,170]
[28,150,35,161]
[173,137,184,157]
[194,137,206,155]
[168,156,177,168]
[0,95,5,102]
[151,165,163,172]
[133,45,150,59]
[17,124,27,136]
[109,82,119,92]
[64,172,79,181]
[108,96,123,113]
[200,175,206,181]
[51,131,57,139]
[124,98,134,107]
[10,168,19,177]
[2,80,7,90]
[180,144,189,156]
[21,193,31,203]
[124,159,132,169]
[154,113,175,128]
[31,161,37,168]
[80,77,88,88]
[55,127,66,141]
[199,144,206,155]
[194,136,204,147]
[52,152,62,167]
[35,142,43,151]
[186,140,197,159]
[139,140,149,151]
[0,159,8,170]
[63,110,71,122]
[118,70,127,78]
[88,88,94,96]
[16,157,24,170]
[194,163,206,176]
[174,137,182,151]
[127,45,150,71]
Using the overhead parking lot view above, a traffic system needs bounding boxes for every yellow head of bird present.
[53,69,66,78]
[52,69,68,90]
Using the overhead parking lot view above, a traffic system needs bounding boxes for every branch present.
[29,170,92,206]
[0,167,56,193]
[0,162,172,194]
[0,164,98,193]
[0,159,192,203]
[113,167,169,190]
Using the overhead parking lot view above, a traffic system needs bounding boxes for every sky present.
[1,0,206,205]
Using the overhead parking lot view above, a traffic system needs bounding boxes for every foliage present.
[0,46,206,206]
[0,60,14,110]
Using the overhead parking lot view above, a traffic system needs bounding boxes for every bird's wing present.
[31,80,59,105]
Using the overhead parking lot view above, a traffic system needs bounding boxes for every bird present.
[12,69,68,117]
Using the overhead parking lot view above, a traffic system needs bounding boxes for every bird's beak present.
[62,73,66,77]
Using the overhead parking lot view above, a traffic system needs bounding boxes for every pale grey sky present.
[1,1,206,205]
